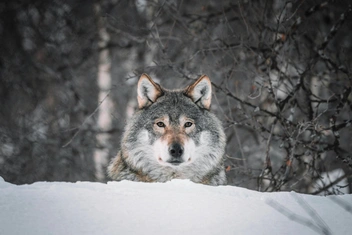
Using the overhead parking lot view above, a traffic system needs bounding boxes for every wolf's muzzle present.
[168,142,184,165]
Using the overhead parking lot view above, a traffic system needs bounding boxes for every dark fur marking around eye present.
[184,122,193,128]
[156,122,165,127]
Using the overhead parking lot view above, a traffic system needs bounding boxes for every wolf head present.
[109,74,226,185]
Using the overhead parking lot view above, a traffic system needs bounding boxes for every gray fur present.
[108,75,227,186]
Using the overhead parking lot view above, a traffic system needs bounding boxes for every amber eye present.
[156,122,165,128]
[184,122,193,128]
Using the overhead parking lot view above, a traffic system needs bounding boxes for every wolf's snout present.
[168,143,184,159]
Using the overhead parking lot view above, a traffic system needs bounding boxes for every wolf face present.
[108,74,227,185]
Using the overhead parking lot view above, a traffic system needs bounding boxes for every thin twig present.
[62,91,111,148]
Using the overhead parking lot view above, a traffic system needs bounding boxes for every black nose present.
[168,143,184,158]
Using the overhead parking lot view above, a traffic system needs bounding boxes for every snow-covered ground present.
[1,176,351,235]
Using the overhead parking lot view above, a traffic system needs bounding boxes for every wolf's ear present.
[137,74,163,109]
[184,75,212,110]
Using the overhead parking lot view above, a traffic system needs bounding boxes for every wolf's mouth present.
[167,160,183,166]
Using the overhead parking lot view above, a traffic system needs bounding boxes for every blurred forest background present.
[0,0,351,195]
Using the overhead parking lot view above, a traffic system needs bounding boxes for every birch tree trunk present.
[94,3,113,181]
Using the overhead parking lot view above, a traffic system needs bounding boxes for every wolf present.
[108,74,227,185]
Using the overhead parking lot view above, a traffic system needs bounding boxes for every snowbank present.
[0,177,351,235]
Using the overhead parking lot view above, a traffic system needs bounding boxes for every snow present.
[1,176,351,235]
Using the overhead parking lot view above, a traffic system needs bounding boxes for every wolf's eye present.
[184,122,193,128]
[156,122,165,128]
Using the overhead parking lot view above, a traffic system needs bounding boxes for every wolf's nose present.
[169,143,184,158]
